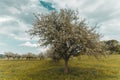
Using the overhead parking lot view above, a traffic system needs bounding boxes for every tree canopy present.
[102,40,120,54]
[28,9,104,73]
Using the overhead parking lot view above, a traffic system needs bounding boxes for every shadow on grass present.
[27,66,118,80]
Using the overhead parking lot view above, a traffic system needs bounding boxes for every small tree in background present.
[102,40,120,54]
[45,48,61,62]
[4,52,22,60]
[38,53,44,60]
[4,52,14,60]
[21,54,27,60]
[26,52,35,60]
[15,53,21,60]
[28,9,105,73]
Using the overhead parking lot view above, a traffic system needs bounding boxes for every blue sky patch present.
[39,0,56,11]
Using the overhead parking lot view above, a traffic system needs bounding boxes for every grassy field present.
[0,55,120,80]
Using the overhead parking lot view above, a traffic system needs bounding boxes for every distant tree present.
[15,53,21,60]
[21,54,27,60]
[28,9,104,73]
[26,52,36,60]
[0,54,4,58]
[104,40,119,54]
[4,52,14,60]
[99,41,110,55]
[12,53,16,60]
[46,48,61,62]
[115,45,120,54]
[38,53,44,60]
[32,54,37,60]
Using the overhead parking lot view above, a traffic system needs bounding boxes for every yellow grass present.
[0,55,120,80]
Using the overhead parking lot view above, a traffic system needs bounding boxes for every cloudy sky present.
[0,0,120,54]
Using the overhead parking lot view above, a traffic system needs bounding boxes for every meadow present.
[0,55,120,80]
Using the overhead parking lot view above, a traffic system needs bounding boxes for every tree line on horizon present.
[1,52,45,60]
[1,39,120,60]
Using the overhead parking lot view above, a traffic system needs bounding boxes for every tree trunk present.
[8,57,9,60]
[64,59,69,74]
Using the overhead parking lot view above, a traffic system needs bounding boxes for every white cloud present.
[100,19,120,41]
[0,0,48,42]
[8,7,21,14]
[0,43,6,46]
[0,16,15,22]
[9,33,30,41]
[20,41,39,48]
[0,50,4,54]
[0,17,34,41]
[37,46,50,53]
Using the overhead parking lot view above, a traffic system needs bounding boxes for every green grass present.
[0,55,120,80]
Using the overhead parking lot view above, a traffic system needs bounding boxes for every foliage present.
[102,40,120,54]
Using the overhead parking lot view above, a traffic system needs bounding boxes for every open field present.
[0,55,120,80]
